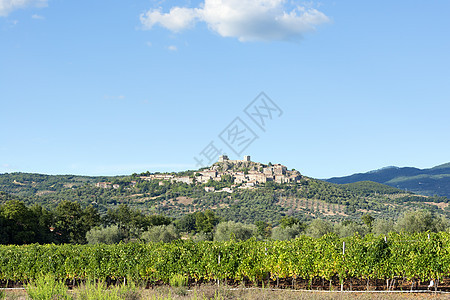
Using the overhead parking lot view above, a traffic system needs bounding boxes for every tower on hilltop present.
[218,155,251,162]
[218,155,229,162]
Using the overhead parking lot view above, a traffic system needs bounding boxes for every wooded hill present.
[326,162,450,198]
[1,164,449,225]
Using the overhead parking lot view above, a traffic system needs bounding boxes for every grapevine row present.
[1,232,449,284]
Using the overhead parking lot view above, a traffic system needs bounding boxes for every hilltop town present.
[138,155,302,192]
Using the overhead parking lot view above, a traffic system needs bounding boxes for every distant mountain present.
[326,163,450,198]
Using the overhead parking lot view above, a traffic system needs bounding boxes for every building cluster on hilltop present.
[95,181,137,189]
[95,182,120,189]
[139,155,301,189]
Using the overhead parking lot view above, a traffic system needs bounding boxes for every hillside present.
[326,162,450,198]
[1,159,449,224]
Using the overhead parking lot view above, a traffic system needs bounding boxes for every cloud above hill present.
[0,0,47,17]
[140,0,329,42]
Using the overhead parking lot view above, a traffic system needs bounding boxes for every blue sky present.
[1,0,449,178]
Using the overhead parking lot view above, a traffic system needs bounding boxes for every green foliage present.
[2,233,450,285]
[213,221,256,241]
[361,214,375,228]
[0,200,37,244]
[341,181,404,196]
[2,169,450,243]
[254,220,272,239]
[169,274,187,287]
[141,225,180,243]
[195,210,219,233]
[55,201,101,244]
[76,281,113,300]
[105,204,172,241]
[0,200,55,244]
[305,219,334,238]
[279,216,303,229]
[25,274,71,300]
[0,173,100,197]
[371,218,395,236]
[334,221,369,238]
[86,225,126,244]
[394,209,449,233]
[2,171,450,228]
[175,213,197,233]
[106,204,142,233]
[271,223,304,240]
[76,280,141,300]
[192,232,213,242]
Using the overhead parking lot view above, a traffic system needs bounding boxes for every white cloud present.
[167,45,177,51]
[31,13,44,19]
[140,6,200,32]
[140,0,329,42]
[0,0,47,17]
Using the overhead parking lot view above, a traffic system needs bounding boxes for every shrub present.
[141,224,179,243]
[86,225,126,244]
[76,280,141,300]
[169,274,187,288]
[192,231,213,242]
[372,218,395,236]
[394,210,449,233]
[305,219,334,238]
[25,274,71,300]
[271,223,304,240]
[214,221,256,242]
[334,222,369,238]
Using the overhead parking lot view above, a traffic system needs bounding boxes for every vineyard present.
[1,232,450,291]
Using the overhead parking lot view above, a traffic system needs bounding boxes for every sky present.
[1,0,449,179]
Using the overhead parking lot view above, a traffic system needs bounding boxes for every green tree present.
[29,204,56,244]
[305,219,334,238]
[141,224,179,243]
[195,210,218,233]
[214,221,256,241]
[0,213,7,243]
[271,223,304,240]
[361,214,375,228]
[279,216,303,229]
[334,221,369,238]
[54,201,92,244]
[105,204,172,241]
[82,205,101,229]
[0,200,36,244]
[105,204,143,239]
[254,220,272,239]
[145,214,172,228]
[86,225,126,244]
[394,210,449,233]
[372,218,395,235]
[176,213,197,233]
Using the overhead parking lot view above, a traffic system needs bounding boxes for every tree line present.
[0,200,170,245]
[1,199,449,246]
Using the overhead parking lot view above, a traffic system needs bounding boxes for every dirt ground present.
[2,285,449,300]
